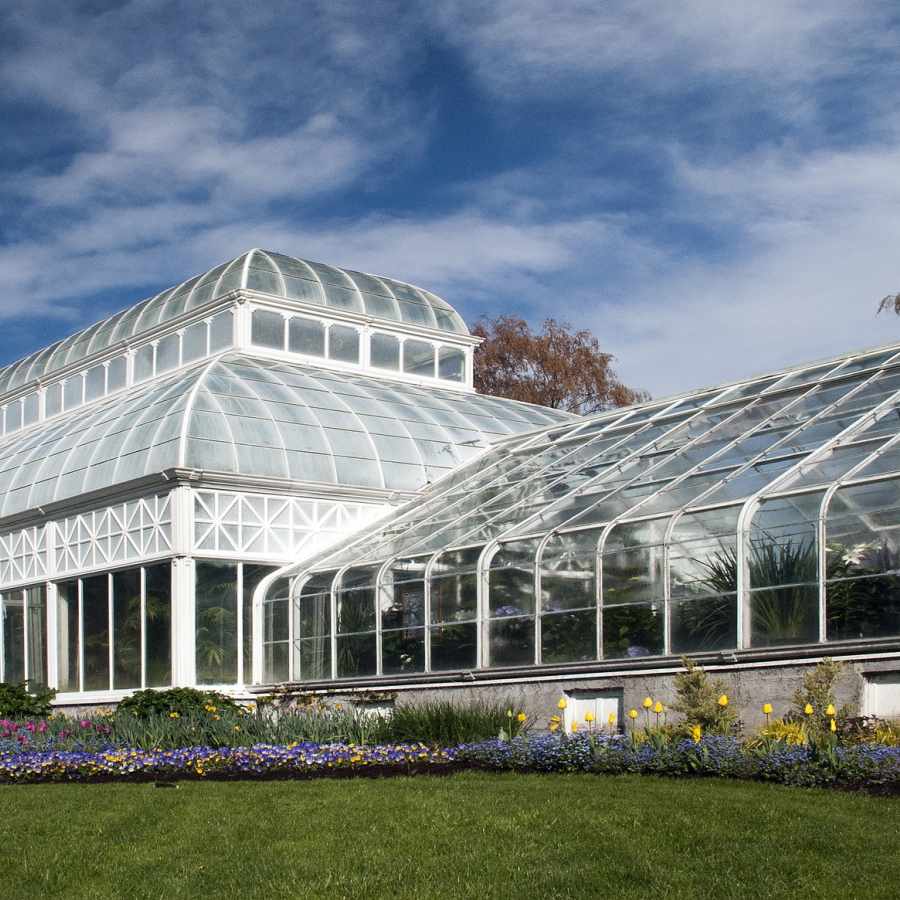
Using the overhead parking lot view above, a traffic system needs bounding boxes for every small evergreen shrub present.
[116,687,241,719]
[0,682,55,718]
[790,657,851,740]
[671,657,737,735]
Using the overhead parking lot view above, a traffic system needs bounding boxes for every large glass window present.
[539,530,599,663]
[243,564,278,684]
[85,365,106,402]
[63,374,84,411]
[600,520,666,659]
[22,391,39,426]
[25,586,47,689]
[107,355,127,392]
[182,320,208,363]
[439,347,466,382]
[335,565,378,677]
[134,344,155,382]
[209,310,234,352]
[488,541,537,667]
[380,557,426,675]
[288,317,325,357]
[668,507,740,653]
[371,333,400,370]
[195,560,238,685]
[112,569,142,689]
[156,333,181,373]
[56,580,79,692]
[429,548,479,670]
[45,382,62,417]
[263,578,290,683]
[293,571,335,682]
[825,478,900,641]
[1,591,25,683]
[328,325,360,364]
[251,309,285,350]
[747,492,824,647]
[403,339,435,377]
[144,564,172,687]
[82,573,110,692]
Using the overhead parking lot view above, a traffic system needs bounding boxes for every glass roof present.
[0,352,568,519]
[273,342,900,581]
[0,250,469,397]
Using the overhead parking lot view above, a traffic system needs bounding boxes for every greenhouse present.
[0,250,569,702]
[259,340,900,720]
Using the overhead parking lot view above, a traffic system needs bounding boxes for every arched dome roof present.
[0,250,469,396]
[0,352,572,519]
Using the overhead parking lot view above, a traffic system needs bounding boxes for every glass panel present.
[156,333,180,373]
[195,560,237,684]
[371,333,400,370]
[671,595,738,653]
[45,382,62,417]
[295,572,333,682]
[134,344,154,382]
[2,591,24,683]
[404,339,435,377]
[540,530,599,612]
[22,391,39,425]
[182,320,208,363]
[430,622,477,670]
[112,568,141,690]
[826,478,900,641]
[63,374,84,410]
[601,520,669,607]
[336,633,376,677]
[439,347,465,382]
[382,627,425,674]
[489,617,534,667]
[25,586,47,689]
[430,548,479,623]
[602,603,664,659]
[293,637,330,681]
[748,492,823,647]
[56,580,79,692]
[541,608,596,663]
[336,565,378,634]
[489,540,537,618]
[243,564,277,684]
[82,574,110,691]
[5,400,21,432]
[264,642,289,683]
[107,355,127,391]
[288,317,325,357]
[251,309,285,350]
[209,310,234,352]
[329,325,360,363]
[145,563,171,687]
[85,365,105,401]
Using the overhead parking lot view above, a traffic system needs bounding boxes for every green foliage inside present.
[670,657,737,735]
[1,774,898,900]
[116,687,241,720]
[0,682,55,718]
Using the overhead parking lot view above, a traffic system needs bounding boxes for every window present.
[1,590,25,683]
[381,557,426,674]
[334,566,378,677]
[156,332,181,373]
[439,347,466,382]
[262,577,291,683]
[429,548,479,671]
[563,690,623,733]
[55,565,171,693]
[63,375,84,410]
[864,672,900,718]
[403,339,435,377]
[5,400,21,433]
[488,541,537,667]
[45,382,62,417]
[328,325,360,364]
[288,317,325,357]
[182,320,208,363]
[85,365,106,402]
[134,344,155,383]
[251,309,285,350]
[195,560,238,684]
[371,333,400,370]
[243,563,279,684]
[22,392,39,426]
[107,355,127,391]
[209,310,234,352]
[291,571,335,682]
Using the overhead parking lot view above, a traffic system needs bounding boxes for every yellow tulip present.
[830,718,837,733]
[571,721,578,733]
[717,694,728,708]
[550,714,561,724]
[804,703,814,716]
[762,703,773,715]
[691,724,702,743]
[506,709,513,718]
[642,697,653,709]
[584,712,595,723]
[628,708,638,720]
[653,701,664,714]
[557,698,568,710]
[517,712,527,723]
[825,704,836,717]
[549,722,559,733]
[608,713,616,726]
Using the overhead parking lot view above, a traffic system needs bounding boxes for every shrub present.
[0,682,55,718]
[670,657,737,735]
[791,658,851,740]
[117,687,241,719]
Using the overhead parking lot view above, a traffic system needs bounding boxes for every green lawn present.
[1,773,897,899]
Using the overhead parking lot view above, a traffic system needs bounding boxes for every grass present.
[1,772,897,899]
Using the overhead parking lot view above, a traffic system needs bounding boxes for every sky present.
[1,0,899,398]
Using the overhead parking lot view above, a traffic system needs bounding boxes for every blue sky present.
[1,1,899,397]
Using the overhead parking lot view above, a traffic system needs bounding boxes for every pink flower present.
[25,721,36,733]
[79,720,91,729]
[37,721,48,734]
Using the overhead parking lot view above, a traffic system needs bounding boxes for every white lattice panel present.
[0,525,50,588]
[193,490,389,560]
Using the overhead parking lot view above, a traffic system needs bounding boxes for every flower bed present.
[1,734,898,792]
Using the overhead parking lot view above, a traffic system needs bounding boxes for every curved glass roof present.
[270,341,900,586]
[0,352,570,519]
[0,250,469,397]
